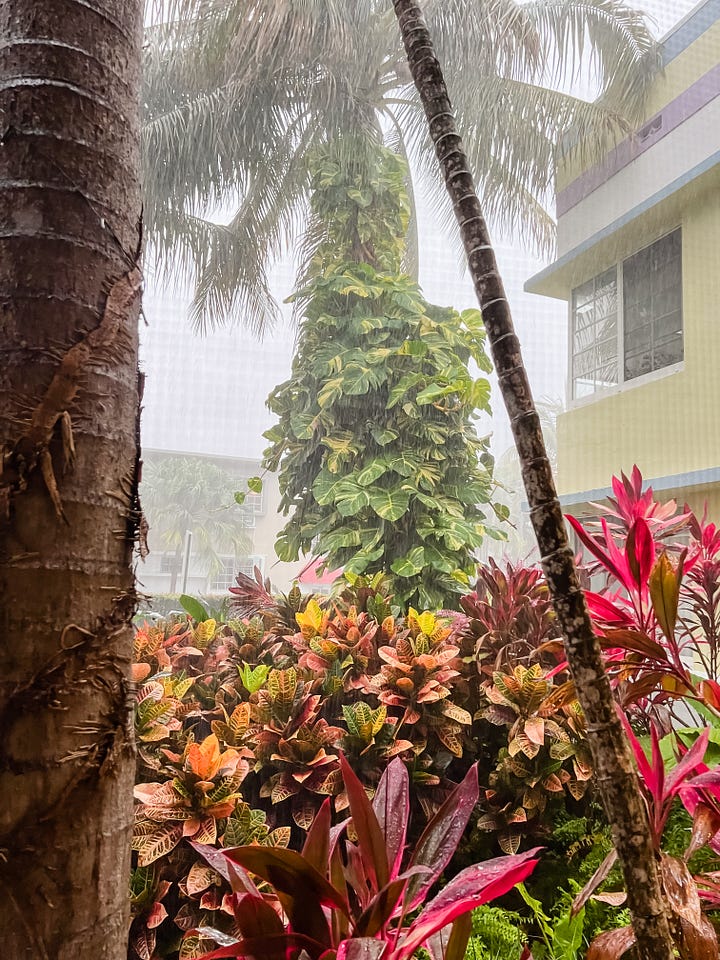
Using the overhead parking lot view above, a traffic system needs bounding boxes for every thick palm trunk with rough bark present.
[392,2,675,959]
[0,2,143,958]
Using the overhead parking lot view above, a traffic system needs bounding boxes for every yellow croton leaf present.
[295,598,325,639]
[193,619,217,649]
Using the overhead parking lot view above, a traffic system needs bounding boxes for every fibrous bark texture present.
[391,2,675,959]
[0,2,143,958]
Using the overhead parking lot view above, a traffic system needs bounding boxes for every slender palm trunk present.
[391,2,674,958]
[0,2,142,957]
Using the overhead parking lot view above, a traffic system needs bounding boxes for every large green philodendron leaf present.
[368,489,411,523]
[263,145,505,610]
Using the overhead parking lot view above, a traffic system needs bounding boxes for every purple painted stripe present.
[557,62,720,217]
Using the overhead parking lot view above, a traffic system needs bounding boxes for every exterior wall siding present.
[556,188,720,496]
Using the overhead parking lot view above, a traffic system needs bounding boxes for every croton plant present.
[130,470,720,960]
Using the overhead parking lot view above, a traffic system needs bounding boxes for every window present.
[623,229,683,381]
[208,555,265,592]
[571,267,618,398]
[236,556,264,578]
[160,552,179,573]
[209,557,235,593]
[238,483,264,514]
[571,230,682,399]
[239,509,256,529]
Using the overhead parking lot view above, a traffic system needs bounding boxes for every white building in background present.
[139,274,306,594]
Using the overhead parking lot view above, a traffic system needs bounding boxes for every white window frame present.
[208,556,237,593]
[568,227,683,407]
[207,555,266,593]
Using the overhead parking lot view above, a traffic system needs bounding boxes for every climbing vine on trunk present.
[264,144,505,609]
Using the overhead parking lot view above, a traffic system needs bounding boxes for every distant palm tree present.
[141,456,251,591]
[143,0,658,331]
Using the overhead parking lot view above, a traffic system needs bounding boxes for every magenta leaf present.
[626,518,655,588]
[406,764,479,907]
[426,913,472,960]
[340,753,390,891]
[566,515,628,589]
[336,939,387,960]
[191,841,260,896]
[230,893,285,941]
[395,849,540,960]
[664,727,710,798]
[617,710,656,796]
[203,932,325,960]
[354,866,431,937]
[372,756,409,880]
[303,796,332,874]
[223,846,345,948]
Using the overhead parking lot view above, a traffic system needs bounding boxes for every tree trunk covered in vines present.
[391,2,675,959]
[0,2,143,958]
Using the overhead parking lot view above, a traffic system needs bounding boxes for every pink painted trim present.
[557,62,720,217]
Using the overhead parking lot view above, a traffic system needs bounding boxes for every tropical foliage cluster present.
[130,471,720,959]
[264,146,502,610]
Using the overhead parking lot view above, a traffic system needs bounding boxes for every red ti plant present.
[194,754,540,960]
[578,713,720,958]
[460,559,563,677]
[566,469,718,716]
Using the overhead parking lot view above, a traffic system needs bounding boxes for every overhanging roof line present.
[525,146,720,296]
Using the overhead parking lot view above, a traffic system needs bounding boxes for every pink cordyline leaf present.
[602,518,637,597]
[566,515,628,588]
[626,518,655,589]
[302,797,331,874]
[584,592,634,628]
[616,711,656,797]
[685,767,720,790]
[372,756,410,880]
[191,842,260,895]
[202,931,323,960]
[393,849,541,960]
[354,867,430,937]
[406,764,479,908]
[336,939,386,960]
[230,892,284,941]
[221,845,345,948]
[664,727,710,797]
[340,753,390,891]
[426,912,472,960]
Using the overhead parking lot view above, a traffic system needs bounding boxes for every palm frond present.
[142,0,661,331]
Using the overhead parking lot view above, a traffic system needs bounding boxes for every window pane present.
[623,230,682,380]
[572,279,595,309]
[571,267,618,398]
[625,349,652,381]
[574,347,596,377]
[655,311,683,343]
[655,335,683,368]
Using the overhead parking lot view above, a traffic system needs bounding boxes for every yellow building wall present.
[556,184,720,498]
[557,17,720,191]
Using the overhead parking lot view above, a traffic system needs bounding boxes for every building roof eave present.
[525,147,720,299]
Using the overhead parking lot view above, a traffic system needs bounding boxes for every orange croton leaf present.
[185,734,242,781]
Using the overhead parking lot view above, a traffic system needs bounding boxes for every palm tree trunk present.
[0,2,143,958]
[391,2,674,958]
